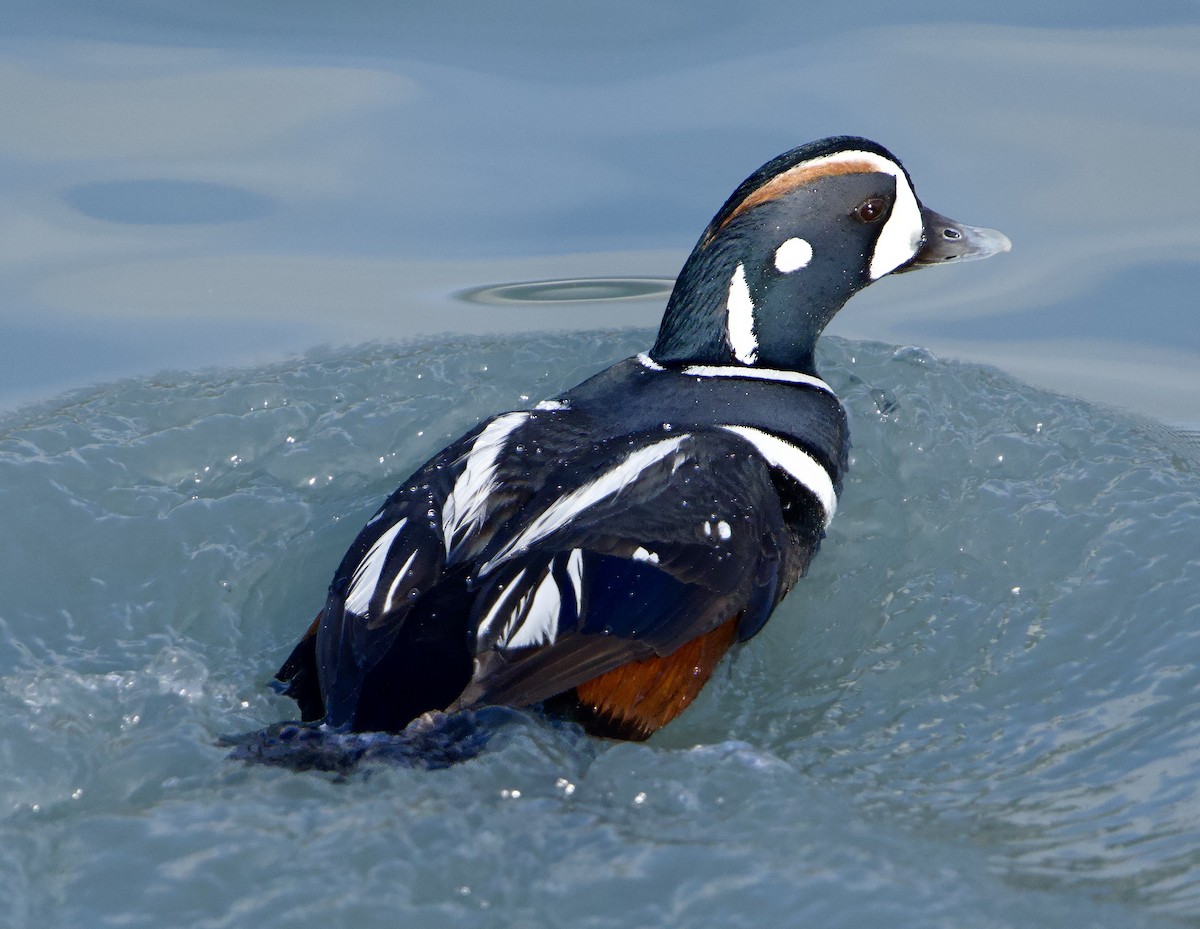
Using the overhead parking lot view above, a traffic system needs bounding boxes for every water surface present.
[1,3,1198,421]
[2,4,1200,927]
[2,334,1199,927]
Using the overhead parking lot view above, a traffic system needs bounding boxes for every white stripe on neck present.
[725,264,758,364]
[681,364,834,395]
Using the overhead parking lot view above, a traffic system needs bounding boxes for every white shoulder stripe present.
[442,412,531,556]
[637,352,664,371]
[344,517,409,616]
[720,426,837,526]
[680,364,835,395]
[479,434,689,575]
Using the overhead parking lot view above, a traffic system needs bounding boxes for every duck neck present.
[650,233,852,376]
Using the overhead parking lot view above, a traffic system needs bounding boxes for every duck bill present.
[896,207,1011,272]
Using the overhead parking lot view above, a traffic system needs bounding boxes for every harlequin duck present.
[274,136,1009,741]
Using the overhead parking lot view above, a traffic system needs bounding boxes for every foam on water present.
[1,333,1198,927]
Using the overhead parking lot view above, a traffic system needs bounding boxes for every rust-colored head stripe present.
[702,158,886,247]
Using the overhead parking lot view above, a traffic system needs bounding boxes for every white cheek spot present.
[716,520,732,541]
[725,263,758,365]
[774,237,813,273]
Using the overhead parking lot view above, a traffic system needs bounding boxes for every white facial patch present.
[867,165,923,279]
[774,237,813,273]
[725,263,758,364]
[791,149,924,280]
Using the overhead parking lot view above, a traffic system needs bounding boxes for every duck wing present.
[450,426,813,715]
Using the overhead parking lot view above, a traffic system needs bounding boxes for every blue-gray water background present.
[2,3,1200,927]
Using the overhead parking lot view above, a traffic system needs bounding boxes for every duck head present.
[650,136,1010,374]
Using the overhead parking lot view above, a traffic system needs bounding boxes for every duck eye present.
[854,197,888,223]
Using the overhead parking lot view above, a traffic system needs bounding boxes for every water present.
[2,3,1199,421]
[2,333,1199,927]
[3,3,1200,926]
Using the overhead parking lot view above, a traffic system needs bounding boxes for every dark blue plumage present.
[275,136,1009,739]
